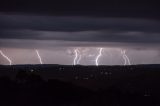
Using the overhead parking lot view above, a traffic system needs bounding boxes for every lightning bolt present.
[73,49,78,65]
[123,50,131,65]
[121,50,131,65]
[76,49,81,64]
[95,48,103,66]
[0,50,12,65]
[121,50,127,65]
[77,54,81,64]
[35,50,43,64]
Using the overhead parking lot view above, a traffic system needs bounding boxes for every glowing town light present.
[0,50,12,65]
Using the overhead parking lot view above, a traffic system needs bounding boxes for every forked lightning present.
[35,50,43,64]
[121,50,131,65]
[95,48,103,66]
[0,50,12,65]
[73,49,78,65]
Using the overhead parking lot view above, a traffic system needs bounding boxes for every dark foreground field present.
[0,64,160,105]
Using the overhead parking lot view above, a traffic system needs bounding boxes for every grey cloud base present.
[0,13,160,49]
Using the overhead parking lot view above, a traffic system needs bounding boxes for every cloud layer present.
[0,13,160,49]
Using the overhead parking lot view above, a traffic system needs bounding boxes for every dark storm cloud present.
[0,14,160,49]
[1,29,160,43]
[0,14,160,32]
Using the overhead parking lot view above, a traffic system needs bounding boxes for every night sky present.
[0,0,160,65]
